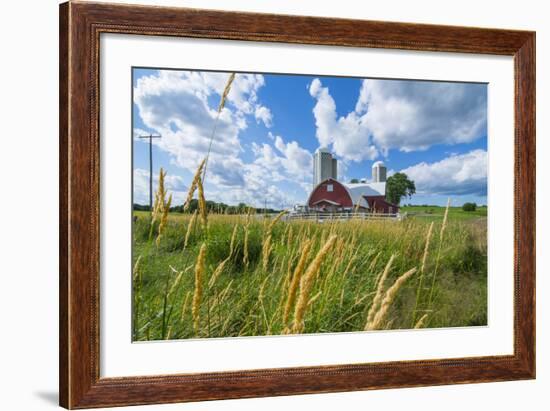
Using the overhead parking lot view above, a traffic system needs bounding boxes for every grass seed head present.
[268,210,288,232]
[366,267,417,331]
[283,238,313,325]
[197,176,208,230]
[218,73,236,113]
[440,197,451,241]
[414,313,429,329]
[262,234,273,271]
[184,210,198,250]
[366,254,396,326]
[292,234,338,334]
[156,193,172,247]
[208,257,229,289]
[183,159,206,211]
[228,224,239,257]
[420,222,435,274]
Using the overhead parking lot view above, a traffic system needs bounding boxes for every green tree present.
[350,178,359,183]
[462,202,477,212]
[385,172,416,205]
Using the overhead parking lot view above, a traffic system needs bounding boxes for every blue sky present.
[132,68,487,208]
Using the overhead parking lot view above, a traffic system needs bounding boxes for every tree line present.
[133,199,282,215]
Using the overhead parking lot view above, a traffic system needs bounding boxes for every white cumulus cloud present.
[309,77,486,160]
[250,133,313,195]
[356,79,487,152]
[309,78,379,162]
[254,105,273,128]
[134,70,275,191]
[401,149,487,196]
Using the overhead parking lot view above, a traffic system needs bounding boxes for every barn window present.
[327,184,333,192]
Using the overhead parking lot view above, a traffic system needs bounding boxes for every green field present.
[132,208,487,341]
[401,205,487,221]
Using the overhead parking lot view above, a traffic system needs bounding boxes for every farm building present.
[306,160,399,214]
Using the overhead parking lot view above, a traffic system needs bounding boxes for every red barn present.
[307,178,399,214]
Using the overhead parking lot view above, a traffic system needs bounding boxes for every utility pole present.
[138,134,161,211]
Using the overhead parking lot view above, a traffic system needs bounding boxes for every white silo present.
[313,147,337,185]
[372,161,387,183]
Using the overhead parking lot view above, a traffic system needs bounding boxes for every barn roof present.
[343,182,386,206]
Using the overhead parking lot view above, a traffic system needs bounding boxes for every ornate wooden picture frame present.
[59,1,535,408]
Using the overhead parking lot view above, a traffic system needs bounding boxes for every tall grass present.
[132,203,487,340]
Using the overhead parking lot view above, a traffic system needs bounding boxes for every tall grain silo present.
[372,161,387,183]
[313,147,338,185]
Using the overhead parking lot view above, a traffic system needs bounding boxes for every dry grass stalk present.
[339,287,346,308]
[217,279,233,303]
[261,234,272,271]
[243,227,250,268]
[155,193,172,247]
[180,291,191,322]
[342,247,360,275]
[414,314,429,329]
[183,159,206,212]
[151,168,166,222]
[440,197,451,241]
[335,237,345,258]
[132,255,142,282]
[366,254,396,326]
[412,222,435,326]
[354,291,375,307]
[286,225,294,246]
[280,224,290,246]
[228,224,239,257]
[242,208,252,268]
[291,234,338,334]
[428,197,452,307]
[165,326,173,340]
[365,267,417,331]
[218,73,236,113]
[197,176,208,230]
[267,210,287,233]
[307,291,322,307]
[282,251,296,290]
[368,251,382,273]
[258,274,271,303]
[323,244,346,285]
[183,210,198,250]
[282,238,313,325]
[246,206,253,222]
[420,222,435,274]
[148,168,168,241]
[167,265,184,296]
[208,257,229,288]
[319,230,328,250]
[192,243,207,334]
[151,191,160,221]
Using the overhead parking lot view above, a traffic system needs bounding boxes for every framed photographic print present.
[59,1,535,409]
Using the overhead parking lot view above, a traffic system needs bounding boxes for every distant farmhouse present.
[307,148,398,214]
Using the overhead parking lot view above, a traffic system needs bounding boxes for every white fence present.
[286,212,406,222]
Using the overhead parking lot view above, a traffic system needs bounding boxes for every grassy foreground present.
[132,210,487,341]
